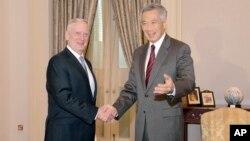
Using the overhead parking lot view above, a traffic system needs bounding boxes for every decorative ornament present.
[224,87,244,108]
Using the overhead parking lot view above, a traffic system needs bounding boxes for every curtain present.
[53,0,98,54]
[111,0,161,67]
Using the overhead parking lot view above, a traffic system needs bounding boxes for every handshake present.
[97,105,117,122]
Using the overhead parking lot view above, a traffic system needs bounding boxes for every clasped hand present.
[97,105,117,122]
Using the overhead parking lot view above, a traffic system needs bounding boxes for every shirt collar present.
[148,33,166,56]
[149,33,166,48]
[67,45,84,60]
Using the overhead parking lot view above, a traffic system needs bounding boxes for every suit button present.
[143,111,146,113]
[145,95,148,97]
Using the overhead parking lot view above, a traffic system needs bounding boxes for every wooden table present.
[182,105,250,141]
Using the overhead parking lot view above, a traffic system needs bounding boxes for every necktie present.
[79,56,87,72]
[79,56,95,96]
[145,45,155,86]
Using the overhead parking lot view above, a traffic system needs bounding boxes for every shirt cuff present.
[167,87,176,96]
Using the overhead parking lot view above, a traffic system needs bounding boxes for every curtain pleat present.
[53,0,98,54]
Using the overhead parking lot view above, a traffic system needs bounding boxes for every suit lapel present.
[64,48,88,77]
[85,59,98,100]
[139,43,149,90]
[64,48,97,100]
[146,35,171,91]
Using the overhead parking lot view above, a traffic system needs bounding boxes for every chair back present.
[201,107,250,141]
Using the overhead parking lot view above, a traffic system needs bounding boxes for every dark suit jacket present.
[113,34,195,141]
[45,48,98,141]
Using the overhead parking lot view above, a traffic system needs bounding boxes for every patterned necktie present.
[145,45,155,86]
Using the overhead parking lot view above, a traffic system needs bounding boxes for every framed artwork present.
[201,90,215,107]
[187,87,201,106]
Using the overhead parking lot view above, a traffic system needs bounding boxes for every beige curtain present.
[111,0,161,67]
[53,0,98,54]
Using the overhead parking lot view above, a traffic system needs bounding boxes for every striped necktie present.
[145,44,155,86]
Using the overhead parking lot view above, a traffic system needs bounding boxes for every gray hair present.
[66,18,89,31]
[140,3,167,21]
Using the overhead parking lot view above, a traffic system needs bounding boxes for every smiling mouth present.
[147,32,156,36]
[77,42,85,45]
[148,34,155,38]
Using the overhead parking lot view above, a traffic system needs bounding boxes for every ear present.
[163,21,167,30]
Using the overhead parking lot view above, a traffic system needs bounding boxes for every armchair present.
[200,107,250,141]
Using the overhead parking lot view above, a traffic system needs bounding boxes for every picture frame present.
[201,90,215,107]
[187,87,201,106]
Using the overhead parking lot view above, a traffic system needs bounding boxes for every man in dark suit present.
[44,18,109,141]
[105,3,195,141]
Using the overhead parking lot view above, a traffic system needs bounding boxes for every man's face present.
[141,9,166,43]
[65,21,90,54]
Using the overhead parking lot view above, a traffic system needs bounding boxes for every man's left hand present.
[154,74,174,95]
